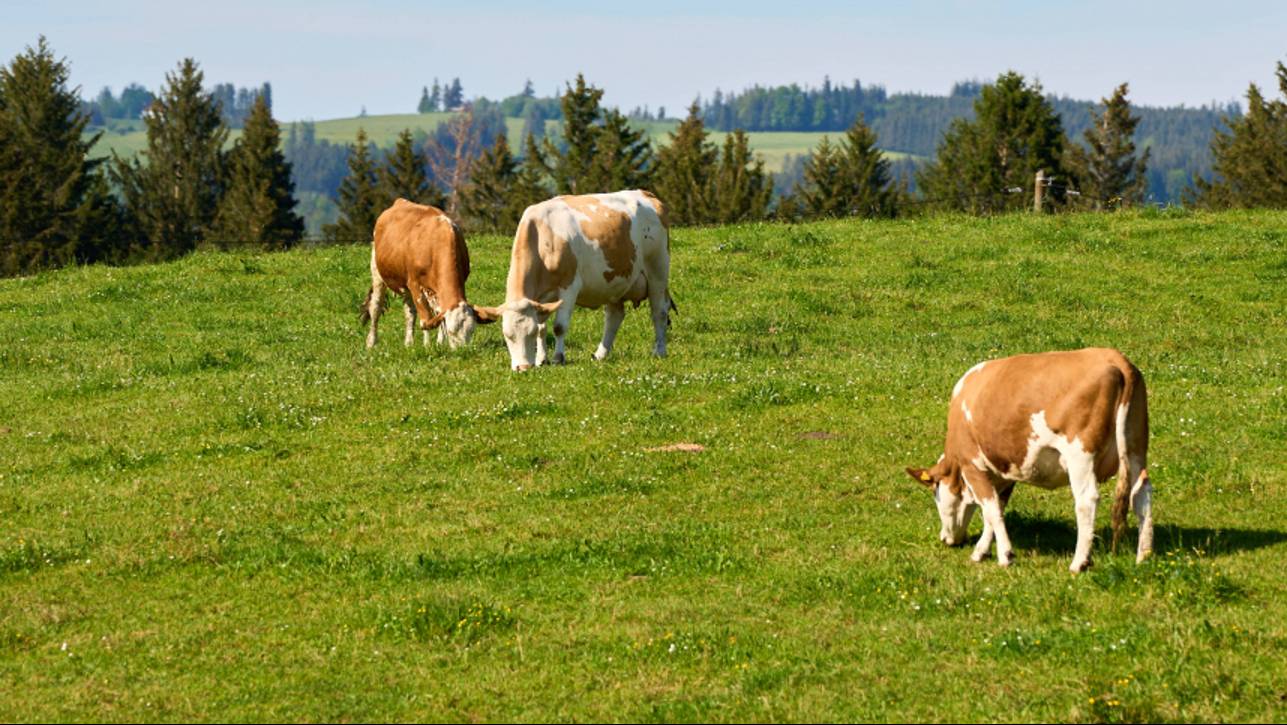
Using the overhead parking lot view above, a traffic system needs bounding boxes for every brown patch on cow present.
[645,443,705,453]
[371,199,471,317]
[800,431,838,440]
[941,348,1147,493]
[508,215,577,302]
[560,195,635,282]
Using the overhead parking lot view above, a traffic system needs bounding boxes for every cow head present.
[474,299,563,370]
[420,301,495,349]
[905,463,977,546]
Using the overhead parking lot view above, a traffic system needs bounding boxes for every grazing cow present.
[475,190,673,371]
[905,348,1153,572]
[360,199,493,349]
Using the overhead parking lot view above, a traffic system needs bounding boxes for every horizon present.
[3,1,1284,122]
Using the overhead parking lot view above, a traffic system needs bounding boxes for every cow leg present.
[647,284,671,358]
[1130,461,1153,563]
[401,292,416,347]
[978,495,1014,566]
[535,322,548,366]
[365,249,385,348]
[594,302,626,361]
[971,482,1015,562]
[550,285,580,365]
[1068,456,1100,573]
[424,293,441,348]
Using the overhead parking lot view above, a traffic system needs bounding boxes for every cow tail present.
[1110,363,1145,551]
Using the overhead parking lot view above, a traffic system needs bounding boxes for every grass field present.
[86,113,919,173]
[2,211,1285,721]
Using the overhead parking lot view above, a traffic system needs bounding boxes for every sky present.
[3,0,1284,121]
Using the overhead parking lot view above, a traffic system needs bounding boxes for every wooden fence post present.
[1034,169,1046,213]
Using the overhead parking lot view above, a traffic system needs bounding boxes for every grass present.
[1,210,1285,721]
[86,113,919,172]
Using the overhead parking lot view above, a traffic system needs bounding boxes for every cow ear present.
[533,299,563,317]
[905,467,936,489]
[473,305,502,324]
[421,310,448,330]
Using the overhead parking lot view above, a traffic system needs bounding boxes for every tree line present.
[3,35,1285,278]
[85,79,272,128]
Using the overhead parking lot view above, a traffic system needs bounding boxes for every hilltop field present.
[87,113,919,172]
[1,211,1285,721]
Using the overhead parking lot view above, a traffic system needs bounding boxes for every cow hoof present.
[1070,559,1093,574]
[553,353,566,365]
[997,553,1015,567]
[970,551,989,563]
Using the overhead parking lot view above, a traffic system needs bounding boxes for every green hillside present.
[2,212,1285,721]
[86,113,918,173]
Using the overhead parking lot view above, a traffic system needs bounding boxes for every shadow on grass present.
[1001,511,1287,558]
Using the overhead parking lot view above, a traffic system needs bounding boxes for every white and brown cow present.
[905,348,1154,572]
[476,190,673,371]
[361,198,494,349]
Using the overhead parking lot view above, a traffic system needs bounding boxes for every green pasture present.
[85,113,918,172]
[1,211,1284,721]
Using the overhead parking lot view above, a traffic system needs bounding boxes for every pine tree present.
[0,37,123,275]
[210,94,303,249]
[1067,83,1150,209]
[652,102,717,224]
[835,116,897,218]
[444,77,464,110]
[417,86,432,114]
[379,129,442,207]
[1192,62,1287,208]
[324,129,382,242]
[111,57,227,260]
[458,134,519,231]
[512,132,552,210]
[918,71,1069,214]
[711,129,772,223]
[591,108,653,191]
[544,74,605,194]
[795,136,846,217]
[428,79,441,113]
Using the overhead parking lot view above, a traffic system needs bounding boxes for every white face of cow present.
[934,481,978,546]
[907,465,977,546]
[475,299,562,371]
[439,303,477,349]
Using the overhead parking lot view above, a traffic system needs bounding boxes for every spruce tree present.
[1192,61,1287,208]
[653,102,717,224]
[428,79,441,113]
[0,37,122,275]
[379,129,442,207]
[512,133,552,210]
[918,71,1068,214]
[210,95,303,249]
[458,134,518,231]
[444,78,464,110]
[324,129,382,242]
[796,136,846,217]
[1067,83,1150,209]
[545,74,605,194]
[712,129,772,223]
[112,58,227,259]
[835,116,897,218]
[591,108,653,191]
[417,86,432,114]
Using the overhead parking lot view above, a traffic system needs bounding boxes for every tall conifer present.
[653,102,717,225]
[712,129,772,223]
[1067,83,1149,209]
[1192,61,1287,208]
[324,129,381,242]
[112,58,227,259]
[211,95,303,248]
[379,129,442,207]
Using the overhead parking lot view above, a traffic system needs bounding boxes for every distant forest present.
[701,79,1236,203]
[85,81,272,128]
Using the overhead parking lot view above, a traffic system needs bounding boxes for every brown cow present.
[360,199,494,349]
[905,348,1153,572]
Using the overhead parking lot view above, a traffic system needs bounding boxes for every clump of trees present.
[1190,61,1287,208]
[1,38,303,276]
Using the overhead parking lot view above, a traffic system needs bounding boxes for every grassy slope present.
[1,211,1285,721]
[87,114,918,172]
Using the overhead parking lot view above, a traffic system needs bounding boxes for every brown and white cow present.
[360,198,494,349]
[475,190,672,371]
[905,348,1153,572]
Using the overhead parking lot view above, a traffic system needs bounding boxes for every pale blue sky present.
[3,1,1284,120]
